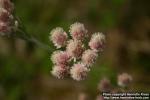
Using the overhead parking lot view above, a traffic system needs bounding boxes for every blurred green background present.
[0,0,150,100]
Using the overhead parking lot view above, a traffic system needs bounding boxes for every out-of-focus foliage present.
[0,0,150,100]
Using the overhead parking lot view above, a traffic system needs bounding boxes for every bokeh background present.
[0,0,150,100]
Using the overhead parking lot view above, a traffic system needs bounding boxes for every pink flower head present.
[51,65,69,79]
[50,27,68,48]
[0,1,14,36]
[70,63,89,81]
[66,40,84,59]
[0,22,11,34]
[98,78,111,92]
[51,51,70,65]
[69,22,88,40]
[89,33,105,52]
[82,49,98,66]
[0,0,14,13]
[118,73,132,87]
[0,8,11,22]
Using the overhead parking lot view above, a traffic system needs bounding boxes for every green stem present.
[15,27,53,52]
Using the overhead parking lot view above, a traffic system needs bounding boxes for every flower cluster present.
[96,73,132,100]
[0,0,14,36]
[50,22,105,81]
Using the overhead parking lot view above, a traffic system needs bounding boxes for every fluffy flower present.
[118,73,132,87]
[50,27,68,48]
[98,78,111,92]
[82,49,98,66]
[89,32,105,52]
[51,51,70,65]
[50,23,106,81]
[51,65,69,79]
[0,0,14,36]
[66,40,84,59]
[70,63,89,81]
[0,0,14,12]
[69,22,87,40]
[0,22,11,35]
[0,8,11,22]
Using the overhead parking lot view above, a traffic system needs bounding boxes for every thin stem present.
[29,37,52,51]
[15,27,53,52]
